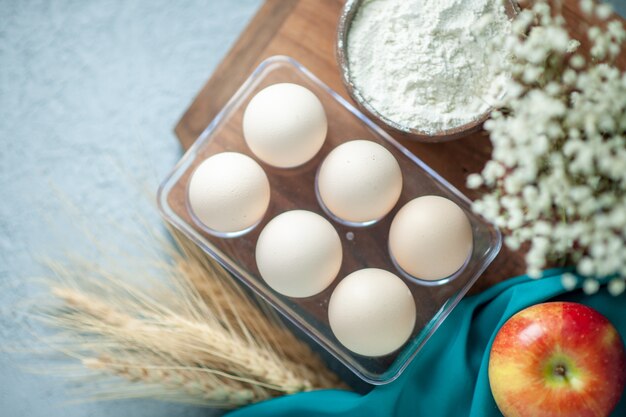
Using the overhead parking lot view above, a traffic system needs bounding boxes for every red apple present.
[489,302,626,417]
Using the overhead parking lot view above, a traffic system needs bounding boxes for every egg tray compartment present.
[158,55,502,384]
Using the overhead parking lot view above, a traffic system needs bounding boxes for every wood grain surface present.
[174,0,625,293]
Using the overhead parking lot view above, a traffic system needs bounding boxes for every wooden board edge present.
[174,0,300,150]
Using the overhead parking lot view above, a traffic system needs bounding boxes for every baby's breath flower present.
[596,4,613,21]
[608,278,626,296]
[527,267,542,279]
[582,278,600,295]
[580,0,594,15]
[570,55,585,69]
[561,273,578,290]
[466,173,483,189]
[468,0,626,295]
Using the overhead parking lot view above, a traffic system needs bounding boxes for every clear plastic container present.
[157,55,502,384]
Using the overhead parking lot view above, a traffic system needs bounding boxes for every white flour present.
[347,0,510,134]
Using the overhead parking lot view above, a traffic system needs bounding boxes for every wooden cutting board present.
[174,0,625,293]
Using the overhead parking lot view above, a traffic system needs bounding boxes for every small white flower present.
[580,0,594,15]
[466,174,483,189]
[608,278,626,296]
[578,258,595,276]
[495,215,508,228]
[563,69,578,85]
[582,278,600,295]
[468,1,625,295]
[523,66,543,83]
[596,4,613,20]
[608,43,621,58]
[533,222,552,236]
[588,26,602,40]
[505,235,522,250]
[607,21,626,42]
[561,273,578,290]
[567,39,581,53]
[512,10,534,34]
[570,55,585,69]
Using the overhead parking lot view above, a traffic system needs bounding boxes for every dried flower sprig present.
[467,0,626,295]
[32,229,345,408]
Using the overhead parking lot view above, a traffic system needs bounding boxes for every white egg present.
[187,152,270,235]
[328,268,416,357]
[256,210,342,297]
[243,83,327,168]
[389,196,473,281]
[317,140,403,223]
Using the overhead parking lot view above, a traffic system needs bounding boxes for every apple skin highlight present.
[488,302,626,417]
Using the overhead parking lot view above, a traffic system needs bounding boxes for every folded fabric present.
[227,269,626,417]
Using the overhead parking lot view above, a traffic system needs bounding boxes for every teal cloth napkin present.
[227,269,626,417]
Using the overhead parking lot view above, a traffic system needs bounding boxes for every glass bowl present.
[336,0,519,142]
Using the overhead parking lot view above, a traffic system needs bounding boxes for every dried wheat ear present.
[34,228,346,409]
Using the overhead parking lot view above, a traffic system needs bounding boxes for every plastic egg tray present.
[158,55,502,384]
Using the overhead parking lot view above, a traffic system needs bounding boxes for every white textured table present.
[0,1,261,416]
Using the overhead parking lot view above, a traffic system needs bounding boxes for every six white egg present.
[188,83,475,357]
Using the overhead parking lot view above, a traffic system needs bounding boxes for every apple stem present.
[554,364,567,378]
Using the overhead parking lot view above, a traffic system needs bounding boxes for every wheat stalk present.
[32,227,346,408]
[174,236,340,379]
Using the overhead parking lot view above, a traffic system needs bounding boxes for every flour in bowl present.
[347,0,511,134]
